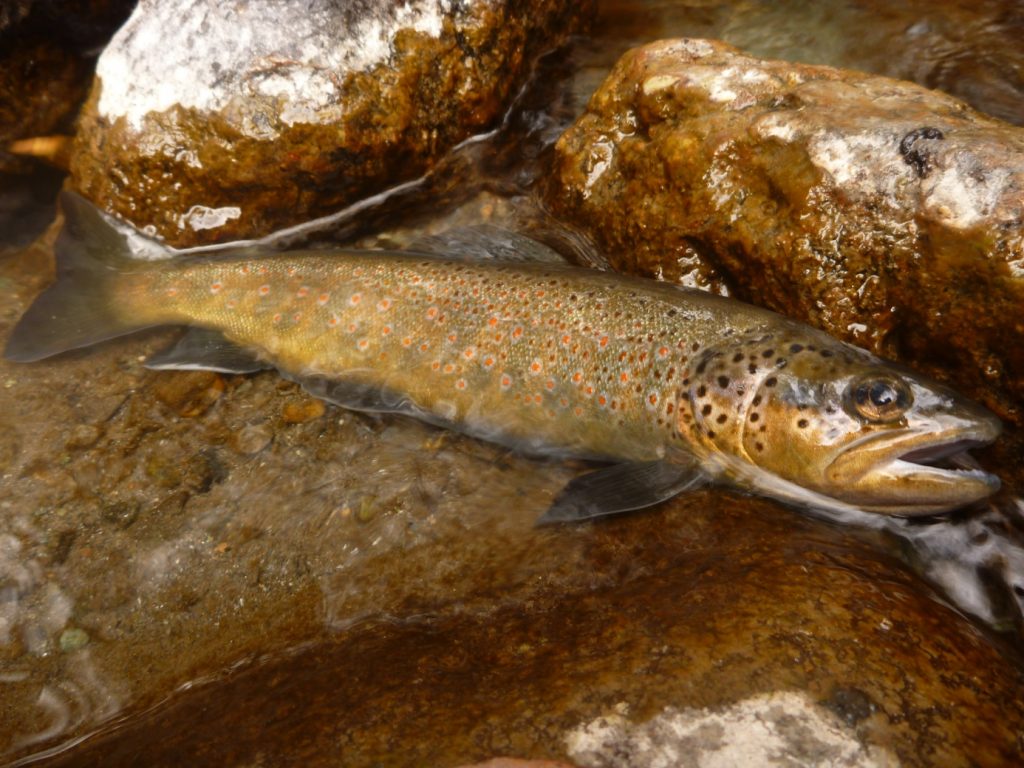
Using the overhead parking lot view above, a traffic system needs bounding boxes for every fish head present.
[680,328,1001,516]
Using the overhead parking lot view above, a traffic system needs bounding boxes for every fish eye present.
[845,375,913,423]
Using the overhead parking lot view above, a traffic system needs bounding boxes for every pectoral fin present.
[145,328,270,374]
[537,460,705,525]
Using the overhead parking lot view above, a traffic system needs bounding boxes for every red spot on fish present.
[483,356,495,368]
[273,313,282,323]
[463,347,475,359]
[534,394,543,404]
[448,334,457,343]
[350,293,362,306]
[574,406,584,417]
[512,326,524,339]
[432,361,441,371]
[562,334,572,345]
[648,393,658,405]
[317,293,329,305]
[259,284,270,296]
[378,298,391,312]
[488,316,499,327]
[347,323,357,333]
[500,374,512,390]
[420,342,429,352]
[535,289,546,298]
[658,347,669,358]
[620,372,630,383]
[357,339,369,350]
[493,332,503,342]
[599,336,609,348]
[382,326,391,335]
[546,379,556,390]
[296,286,309,298]
[166,287,178,297]
[402,337,413,347]
[210,282,223,294]
[455,378,467,390]
[287,267,297,276]
[572,372,583,384]
[426,307,438,320]
[444,363,455,374]
[226,299,236,310]
[328,315,339,327]
[258,266,268,275]
[293,313,301,322]
[559,397,568,407]
[597,395,608,407]
[530,360,543,374]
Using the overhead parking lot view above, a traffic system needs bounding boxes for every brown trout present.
[4,193,1001,522]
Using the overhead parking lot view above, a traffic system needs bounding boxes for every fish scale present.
[3,192,1003,522]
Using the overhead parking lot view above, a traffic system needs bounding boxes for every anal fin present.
[145,328,270,374]
[537,460,706,525]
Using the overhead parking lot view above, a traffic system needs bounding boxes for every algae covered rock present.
[70,0,594,247]
[546,38,1024,421]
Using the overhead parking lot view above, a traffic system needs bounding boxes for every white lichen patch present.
[566,691,899,768]
[96,0,456,133]
[807,130,910,201]
[921,160,1010,230]
[642,75,679,95]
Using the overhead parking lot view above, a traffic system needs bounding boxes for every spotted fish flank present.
[3,193,1003,523]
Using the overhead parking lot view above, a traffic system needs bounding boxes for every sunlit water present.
[2,0,1023,764]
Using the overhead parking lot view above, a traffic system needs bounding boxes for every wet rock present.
[70,0,595,247]
[546,38,1024,422]
[18,496,1024,767]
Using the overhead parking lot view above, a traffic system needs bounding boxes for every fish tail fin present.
[4,191,167,362]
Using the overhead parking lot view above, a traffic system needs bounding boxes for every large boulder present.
[545,38,1024,422]
[70,0,593,247]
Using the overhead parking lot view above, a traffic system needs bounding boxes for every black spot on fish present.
[716,413,728,424]
[717,375,730,389]
[702,404,713,416]
[696,360,708,374]
[733,352,745,363]
[697,384,707,397]
[748,363,758,374]
[775,357,787,368]
[820,350,834,358]
[797,418,809,428]
[789,344,804,353]
[765,377,778,388]
[750,412,760,422]
[762,349,774,358]
[755,441,764,451]
[752,394,762,406]
[707,430,716,439]
[899,126,944,178]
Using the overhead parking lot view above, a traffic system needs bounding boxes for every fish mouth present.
[829,421,1001,515]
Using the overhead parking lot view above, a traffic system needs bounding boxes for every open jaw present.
[835,425,1002,515]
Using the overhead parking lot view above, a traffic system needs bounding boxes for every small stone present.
[59,627,90,653]
[65,423,102,449]
[232,423,272,455]
[152,371,225,417]
[281,397,326,424]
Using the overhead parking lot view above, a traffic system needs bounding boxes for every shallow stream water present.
[2,1,1024,766]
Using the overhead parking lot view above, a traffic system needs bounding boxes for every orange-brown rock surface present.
[70,0,594,247]
[546,38,1024,423]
